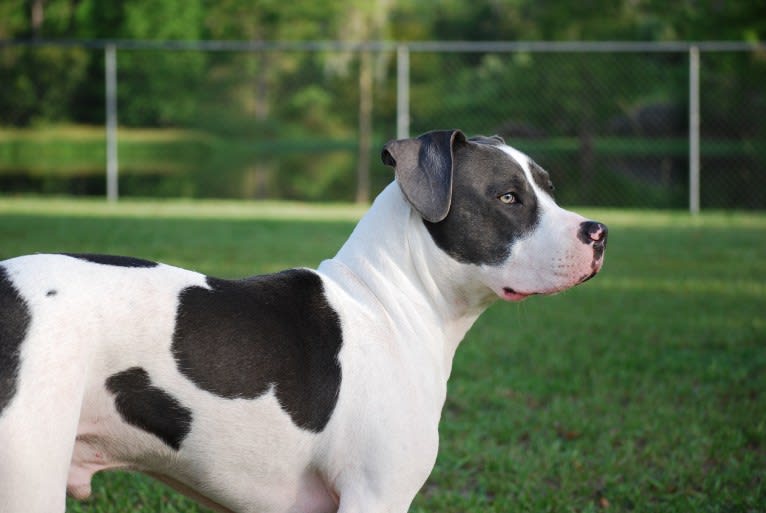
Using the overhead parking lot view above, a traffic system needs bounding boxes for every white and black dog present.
[0,130,606,513]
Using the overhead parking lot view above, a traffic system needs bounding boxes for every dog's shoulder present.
[172,268,344,432]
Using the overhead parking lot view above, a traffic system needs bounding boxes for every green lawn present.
[0,198,764,512]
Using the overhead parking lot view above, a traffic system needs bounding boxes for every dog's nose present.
[579,221,608,244]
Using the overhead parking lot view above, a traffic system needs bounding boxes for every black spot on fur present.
[425,141,541,265]
[46,289,57,297]
[0,266,31,416]
[63,254,159,268]
[172,269,343,433]
[106,367,192,450]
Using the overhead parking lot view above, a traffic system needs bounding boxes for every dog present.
[0,130,606,513]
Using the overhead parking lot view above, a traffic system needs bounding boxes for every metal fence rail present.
[1,39,765,210]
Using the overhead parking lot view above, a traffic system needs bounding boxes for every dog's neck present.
[319,182,494,377]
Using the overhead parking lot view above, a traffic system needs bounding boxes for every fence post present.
[689,45,700,215]
[105,44,119,202]
[396,44,410,139]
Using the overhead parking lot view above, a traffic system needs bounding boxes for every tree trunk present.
[250,52,271,199]
[254,52,271,122]
[30,0,44,37]
[356,50,373,204]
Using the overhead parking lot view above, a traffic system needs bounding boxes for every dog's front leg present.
[330,446,434,513]
[336,489,414,513]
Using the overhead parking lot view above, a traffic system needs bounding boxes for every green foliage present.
[0,46,89,125]
[0,201,763,512]
[0,0,26,38]
[2,0,763,130]
[117,49,207,126]
[0,1,765,205]
[87,0,207,126]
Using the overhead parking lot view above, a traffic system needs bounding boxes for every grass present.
[0,197,764,512]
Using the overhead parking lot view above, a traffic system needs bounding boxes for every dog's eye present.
[498,192,517,204]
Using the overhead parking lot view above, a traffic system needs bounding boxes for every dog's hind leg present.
[0,330,89,513]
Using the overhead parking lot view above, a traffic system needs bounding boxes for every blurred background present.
[0,0,764,209]
[2,4,765,512]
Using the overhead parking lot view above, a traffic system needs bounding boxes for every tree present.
[84,0,206,126]
[327,0,393,203]
[0,0,89,125]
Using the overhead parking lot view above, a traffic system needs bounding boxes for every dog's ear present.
[381,129,465,223]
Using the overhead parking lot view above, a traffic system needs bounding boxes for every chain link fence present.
[1,40,764,209]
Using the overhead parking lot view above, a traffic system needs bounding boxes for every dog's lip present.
[503,270,603,301]
[502,287,535,302]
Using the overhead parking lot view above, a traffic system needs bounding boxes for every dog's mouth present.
[501,282,578,302]
[578,270,599,284]
[499,255,606,303]
[502,287,536,302]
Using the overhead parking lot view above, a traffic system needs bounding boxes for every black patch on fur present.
[172,269,343,433]
[46,289,57,297]
[63,253,159,268]
[106,367,192,450]
[425,141,541,265]
[0,266,31,416]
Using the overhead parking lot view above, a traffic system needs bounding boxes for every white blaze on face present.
[481,145,602,301]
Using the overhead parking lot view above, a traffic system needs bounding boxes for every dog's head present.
[382,129,607,302]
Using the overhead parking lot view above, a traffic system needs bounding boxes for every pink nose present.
[579,221,608,244]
